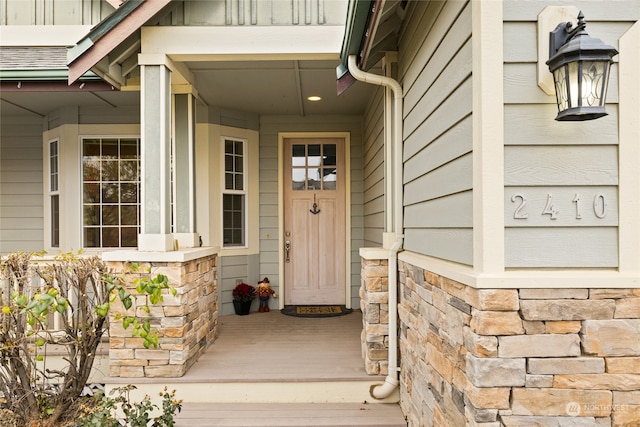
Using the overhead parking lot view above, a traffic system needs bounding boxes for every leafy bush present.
[0,251,174,425]
[78,385,182,427]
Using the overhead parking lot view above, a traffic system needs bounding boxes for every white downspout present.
[348,55,404,399]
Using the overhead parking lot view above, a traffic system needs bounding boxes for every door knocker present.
[310,194,321,215]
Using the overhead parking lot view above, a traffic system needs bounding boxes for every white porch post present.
[173,91,200,248]
[138,58,173,251]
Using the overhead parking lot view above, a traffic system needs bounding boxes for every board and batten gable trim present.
[618,21,640,274]
[472,0,504,274]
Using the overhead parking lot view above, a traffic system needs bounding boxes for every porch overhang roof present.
[337,0,401,95]
[336,0,375,95]
[0,68,114,92]
[67,0,172,87]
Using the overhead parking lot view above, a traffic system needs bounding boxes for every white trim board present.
[141,26,344,61]
[277,132,352,309]
[618,21,640,274]
[400,251,640,289]
[0,25,92,46]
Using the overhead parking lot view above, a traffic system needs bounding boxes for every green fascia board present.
[0,69,100,81]
[67,0,145,64]
[337,0,373,79]
[67,37,95,64]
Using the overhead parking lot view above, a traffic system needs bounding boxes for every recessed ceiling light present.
[307,96,322,102]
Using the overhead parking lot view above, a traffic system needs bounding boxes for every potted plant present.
[232,282,256,315]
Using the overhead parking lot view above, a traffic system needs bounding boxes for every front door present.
[283,137,346,305]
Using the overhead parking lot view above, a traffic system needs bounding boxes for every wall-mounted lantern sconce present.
[546,11,618,121]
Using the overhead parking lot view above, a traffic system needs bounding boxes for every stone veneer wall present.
[106,254,218,377]
[398,260,640,427]
[360,257,390,375]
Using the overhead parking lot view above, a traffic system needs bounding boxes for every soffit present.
[185,59,374,116]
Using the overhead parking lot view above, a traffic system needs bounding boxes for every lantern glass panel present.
[581,60,607,107]
[553,65,569,112]
[568,61,579,109]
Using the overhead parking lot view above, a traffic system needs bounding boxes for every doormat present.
[281,305,352,318]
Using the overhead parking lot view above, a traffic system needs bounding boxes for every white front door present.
[283,137,346,305]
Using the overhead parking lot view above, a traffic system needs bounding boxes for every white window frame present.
[80,136,141,249]
[48,139,60,248]
[220,137,248,248]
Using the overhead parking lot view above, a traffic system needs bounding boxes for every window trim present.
[80,136,141,249]
[48,139,60,248]
[220,137,248,248]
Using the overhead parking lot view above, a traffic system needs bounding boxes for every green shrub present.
[0,251,174,425]
[78,385,182,427]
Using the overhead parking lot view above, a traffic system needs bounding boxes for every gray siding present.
[362,86,384,247]
[0,115,44,254]
[259,115,364,309]
[179,0,346,26]
[0,0,347,27]
[45,105,140,130]
[502,0,640,22]
[503,1,639,268]
[88,0,347,27]
[0,0,114,25]
[399,0,473,265]
[219,254,260,315]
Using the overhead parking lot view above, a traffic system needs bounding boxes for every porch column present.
[173,91,200,248]
[138,57,173,251]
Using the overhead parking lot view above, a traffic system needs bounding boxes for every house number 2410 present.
[510,193,608,220]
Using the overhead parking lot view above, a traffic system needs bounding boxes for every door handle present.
[285,240,291,263]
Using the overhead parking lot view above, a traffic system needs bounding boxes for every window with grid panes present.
[49,140,60,247]
[82,137,140,248]
[222,138,246,247]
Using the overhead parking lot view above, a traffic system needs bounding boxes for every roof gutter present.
[336,0,385,95]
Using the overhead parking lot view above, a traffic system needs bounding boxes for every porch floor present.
[107,310,406,426]
[186,309,372,382]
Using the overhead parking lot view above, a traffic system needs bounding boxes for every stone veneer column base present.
[360,251,390,375]
[397,260,640,427]
[105,250,218,378]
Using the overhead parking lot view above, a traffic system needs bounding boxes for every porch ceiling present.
[186,58,377,116]
[0,58,377,118]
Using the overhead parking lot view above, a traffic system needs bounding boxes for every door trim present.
[277,132,351,309]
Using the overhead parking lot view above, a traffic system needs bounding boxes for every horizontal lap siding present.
[503,1,640,268]
[362,87,385,247]
[400,0,473,265]
[0,116,44,254]
[219,254,260,315]
[502,0,640,22]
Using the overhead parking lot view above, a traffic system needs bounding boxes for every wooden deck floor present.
[184,309,372,382]
[172,310,406,426]
[174,402,407,426]
[108,310,407,426]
